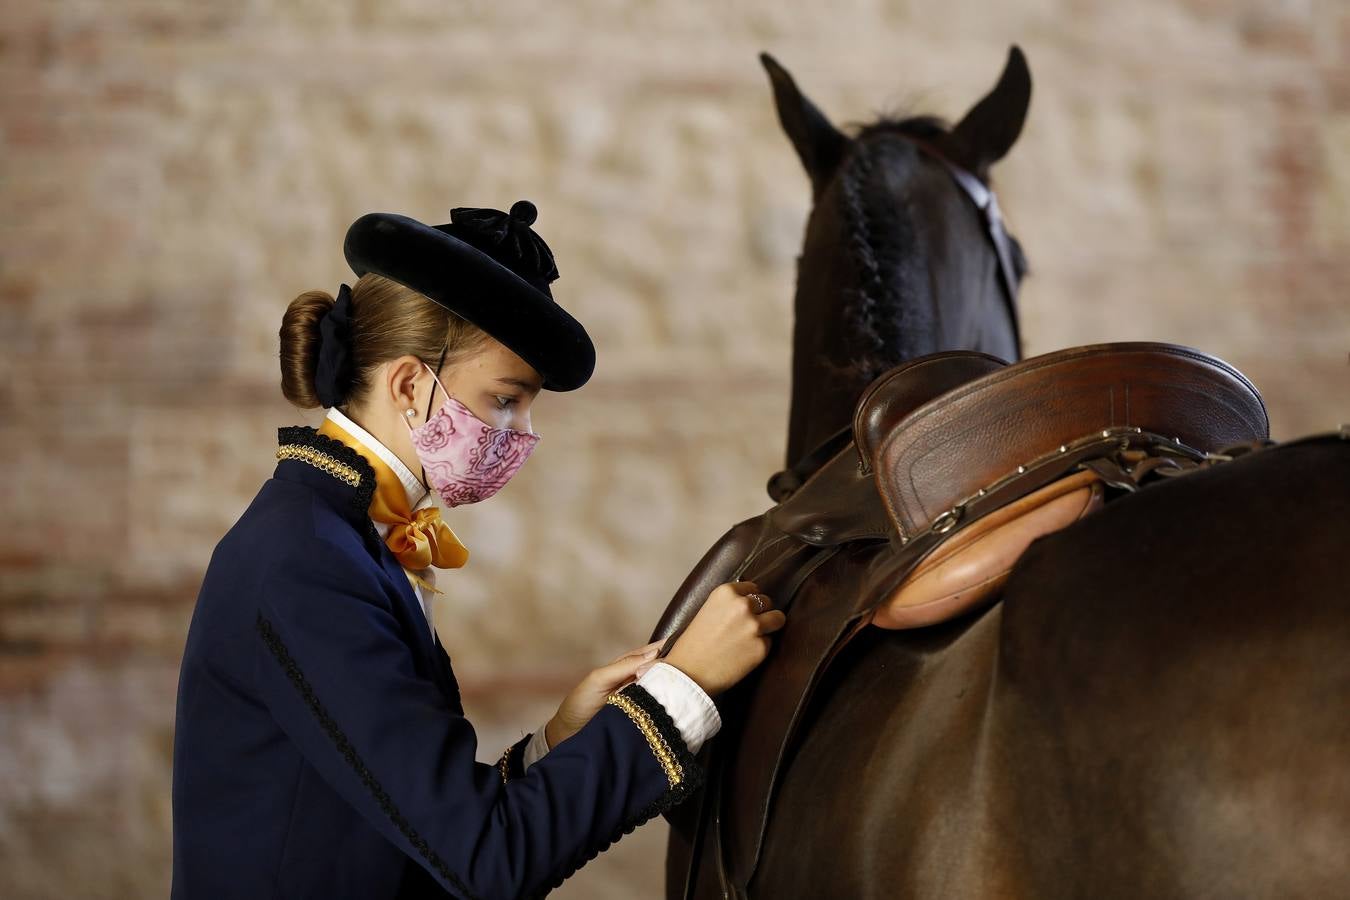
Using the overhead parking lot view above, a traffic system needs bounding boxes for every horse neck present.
[784,141,1004,468]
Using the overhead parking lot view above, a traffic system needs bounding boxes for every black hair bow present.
[315,282,355,408]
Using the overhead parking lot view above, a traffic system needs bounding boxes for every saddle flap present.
[875,342,1268,540]
[767,442,888,545]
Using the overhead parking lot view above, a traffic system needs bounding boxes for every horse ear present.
[949,45,1032,179]
[760,52,849,190]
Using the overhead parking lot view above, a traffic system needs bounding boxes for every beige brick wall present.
[1,1,1346,896]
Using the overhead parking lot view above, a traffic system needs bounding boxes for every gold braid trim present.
[496,743,513,784]
[605,691,684,789]
[277,444,363,487]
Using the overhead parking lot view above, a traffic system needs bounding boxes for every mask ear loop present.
[415,342,450,493]
[425,342,448,420]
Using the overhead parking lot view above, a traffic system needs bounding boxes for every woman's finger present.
[755,609,787,635]
[594,652,654,689]
[728,581,761,596]
[744,592,774,614]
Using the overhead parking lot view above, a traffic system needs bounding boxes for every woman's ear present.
[385,355,428,415]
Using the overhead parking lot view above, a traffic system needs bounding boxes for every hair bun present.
[280,289,339,410]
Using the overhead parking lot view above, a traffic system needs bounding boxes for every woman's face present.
[368,336,544,487]
[426,335,543,433]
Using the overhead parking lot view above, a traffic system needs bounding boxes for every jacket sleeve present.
[251,537,703,900]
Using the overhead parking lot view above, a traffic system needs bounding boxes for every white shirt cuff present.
[522,661,722,771]
[521,723,552,770]
[634,661,722,755]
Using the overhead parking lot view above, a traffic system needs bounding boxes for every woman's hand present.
[663,581,786,698]
[544,640,664,749]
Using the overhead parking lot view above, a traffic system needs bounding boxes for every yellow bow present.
[319,416,468,594]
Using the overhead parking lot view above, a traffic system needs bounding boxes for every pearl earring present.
[406,409,416,418]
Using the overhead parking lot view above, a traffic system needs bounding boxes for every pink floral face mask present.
[404,361,540,507]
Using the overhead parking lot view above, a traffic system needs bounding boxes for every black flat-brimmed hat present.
[342,200,595,392]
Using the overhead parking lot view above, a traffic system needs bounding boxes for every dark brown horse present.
[653,47,1350,900]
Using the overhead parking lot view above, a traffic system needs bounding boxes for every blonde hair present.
[279,272,490,410]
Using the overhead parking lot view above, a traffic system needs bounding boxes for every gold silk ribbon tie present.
[318,416,469,596]
[382,506,468,593]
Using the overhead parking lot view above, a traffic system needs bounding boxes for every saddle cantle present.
[653,342,1269,899]
[874,341,1268,543]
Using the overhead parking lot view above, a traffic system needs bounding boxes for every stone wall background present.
[1,0,1347,896]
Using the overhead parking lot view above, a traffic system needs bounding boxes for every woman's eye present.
[494,395,516,409]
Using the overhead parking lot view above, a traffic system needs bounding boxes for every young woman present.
[170,201,785,899]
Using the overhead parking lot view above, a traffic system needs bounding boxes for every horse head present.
[765,46,1033,496]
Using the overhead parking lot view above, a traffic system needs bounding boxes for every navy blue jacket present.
[171,424,702,899]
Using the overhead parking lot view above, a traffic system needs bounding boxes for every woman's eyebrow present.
[495,376,542,393]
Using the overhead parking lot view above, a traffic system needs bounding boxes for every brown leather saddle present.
[651,341,1268,900]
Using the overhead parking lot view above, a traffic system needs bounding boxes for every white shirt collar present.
[323,406,434,517]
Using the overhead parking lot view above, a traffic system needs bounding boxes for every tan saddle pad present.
[871,467,1104,629]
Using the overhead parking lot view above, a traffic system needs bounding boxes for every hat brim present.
[343,212,595,392]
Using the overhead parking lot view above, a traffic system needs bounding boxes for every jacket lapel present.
[274,424,463,711]
[372,542,463,711]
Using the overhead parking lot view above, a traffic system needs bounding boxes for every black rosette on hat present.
[342,200,594,391]
[443,201,559,291]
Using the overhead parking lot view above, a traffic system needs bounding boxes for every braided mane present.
[833,114,1026,386]
[833,116,947,386]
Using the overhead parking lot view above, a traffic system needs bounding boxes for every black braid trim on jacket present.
[276,424,378,521]
[533,682,706,897]
[255,611,480,900]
